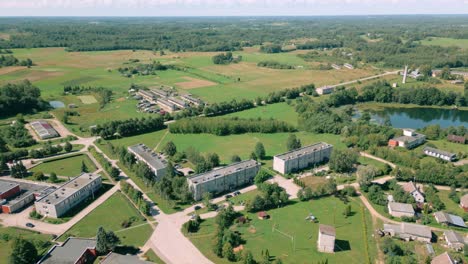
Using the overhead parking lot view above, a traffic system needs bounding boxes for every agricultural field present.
[420,37,468,50]
[188,197,377,264]
[30,153,97,177]
[0,225,53,264]
[59,192,153,247]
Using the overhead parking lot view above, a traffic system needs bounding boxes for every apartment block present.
[273,142,333,174]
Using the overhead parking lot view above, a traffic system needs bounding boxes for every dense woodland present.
[0,81,48,117]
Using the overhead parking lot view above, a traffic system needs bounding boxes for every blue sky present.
[0,0,467,16]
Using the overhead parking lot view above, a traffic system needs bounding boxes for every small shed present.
[257,211,269,220]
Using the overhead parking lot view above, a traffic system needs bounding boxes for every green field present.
[59,192,153,247]
[0,226,53,264]
[188,197,377,264]
[420,37,468,49]
[224,102,299,126]
[30,154,97,177]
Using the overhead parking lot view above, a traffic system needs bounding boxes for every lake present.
[360,107,468,129]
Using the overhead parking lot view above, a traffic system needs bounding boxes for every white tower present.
[402,65,408,84]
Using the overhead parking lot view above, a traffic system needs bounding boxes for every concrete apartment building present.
[187,160,261,200]
[388,129,426,149]
[0,180,52,214]
[273,142,333,174]
[35,173,102,218]
[30,120,60,139]
[317,224,336,253]
[128,144,168,181]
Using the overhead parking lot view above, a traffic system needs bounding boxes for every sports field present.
[189,197,377,264]
[59,192,153,247]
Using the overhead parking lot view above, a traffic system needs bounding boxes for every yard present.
[30,153,97,177]
[0,225,53,264]
[188,197,377,264]
[59,192,153,247]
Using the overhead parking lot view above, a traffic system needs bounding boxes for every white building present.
[273,142,333,174]
[401,181,425,203]
[187,160,261,200]
[128,144,168,181]
[388,129,426,149]
[317,224,335,253]
[30,120,60,139]
[316,86,334,95]
[35,173,102,218]
[388,202,415,218]
[423,147,456,162]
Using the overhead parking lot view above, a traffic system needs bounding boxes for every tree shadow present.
[114,245,140,255]
[335,239,351,252]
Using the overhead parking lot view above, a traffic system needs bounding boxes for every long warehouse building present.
[273,142,333,174]
[188,160,261,200]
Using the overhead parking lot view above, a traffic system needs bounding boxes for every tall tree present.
[231,155,241,163]
[163,141,177,157]
[329,149,358,173]
[286,134,301,151]
[81,160,89,173]
[96,227,108,254]
[64,141,72,153]
[9,238,38,264]
[254,142,266,160]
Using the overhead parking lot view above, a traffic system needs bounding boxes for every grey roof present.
[138,90,155,98]
[30,120,59,139]
[128,144,168,171]
[384,223,432,239]
[319,224,336,236]
[434,211,467,228]
[35,173,101,206]
[431,252,455,264]
[181,94,203,104]
[188,160,260,185]
[157,98,176,109]
[423,147,456,158]
[39,237,96,264]
[168,97,187,107]
[0,181,19,195]
[444,230,466,244]
[274,142,332,161]
[0,179,50,207]
[101,252,153,264]
[388,202,415,214]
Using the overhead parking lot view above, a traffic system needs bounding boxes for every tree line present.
[169,117,296,136]
[0,80,48,117]
[90,116,165,139]
[0,55,33,67]
[212,52,241,65]
[257,61,295,69]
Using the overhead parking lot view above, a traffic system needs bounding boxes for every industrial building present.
[34,173,102,218]
[423,147,457,162]
[30,120,60,139]
[0,180,52,214]
[187,160,261,200]
[181,94,204,106]
[273,142,333,174]
[388,129,426,149]
[128,143,168,181]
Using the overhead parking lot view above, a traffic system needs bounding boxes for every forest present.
[0,80,48,117]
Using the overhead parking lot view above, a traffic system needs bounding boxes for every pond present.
[358,107,468,129]
[49,101,65,109]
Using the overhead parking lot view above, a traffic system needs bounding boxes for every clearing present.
[77,95,98,104]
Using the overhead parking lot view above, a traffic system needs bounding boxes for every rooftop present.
[431,252,455,264]
[188,160,260,185]
[444,230,466,244]
[434,211,467,228]
[101,252,153,264]
[35,173,101,206]
[39,237,96,264]
[388,202,415,214]
[402,181,418,194]
[128,144,168,170]
[0,180,19,195]
[393,135,424,143]
[274,142,332,161]
[30,120,59,138]
[0,179,50,206]
[319,224,336,236]
[461,194,468,206]
[423,147,456,158]
[384,223,432,239]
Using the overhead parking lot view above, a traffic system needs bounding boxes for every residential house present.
[315,86,334,95]
[434,211,467,228]
[431,252,455,264]
[388,202,415,218]
[423,147,456,162]
[318,224,336,253]
[383,223,432,243]
[447,134,466,144]
[402,181,425,203]
[443,230,466,251]
[38,237,97,264]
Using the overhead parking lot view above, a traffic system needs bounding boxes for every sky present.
[0,0,468,17]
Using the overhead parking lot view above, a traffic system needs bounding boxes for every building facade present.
[35,173,102,218]
[423,147,456,162]
[316,86,334,95]
[383,223,432,243]
[388,129,426,149]
[128,143,168,181]
[388,202,415,218]
[188,160,261,200]
[273,142,333,174]
[317,224,336,253]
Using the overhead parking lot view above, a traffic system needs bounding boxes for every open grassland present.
[420,37,468,49]
[384,75,465,94]
[427,139,468,155]
[0,225,53,264]
[30,154,97,177]
[437,190,467,216]
[59,192,153,247]
[189,197,377,264]
[224,102,299,126]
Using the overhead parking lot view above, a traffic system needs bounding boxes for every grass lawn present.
[143,249,166,264]
[30,154,97,177]
[224,102,299,126]
[0,225,53,264]
[420,37,468,50]
[59,192,153,247]
[188,197,377,264]
[427,139,468,156]
[357,156,391,173]
[437,189,467,216]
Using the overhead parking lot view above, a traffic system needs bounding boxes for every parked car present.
[194,205,201,211]
[233,191,241,196]
[25,223,35,228]
[225,194,232,199]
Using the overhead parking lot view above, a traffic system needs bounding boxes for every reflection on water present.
[362,107,468,129]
